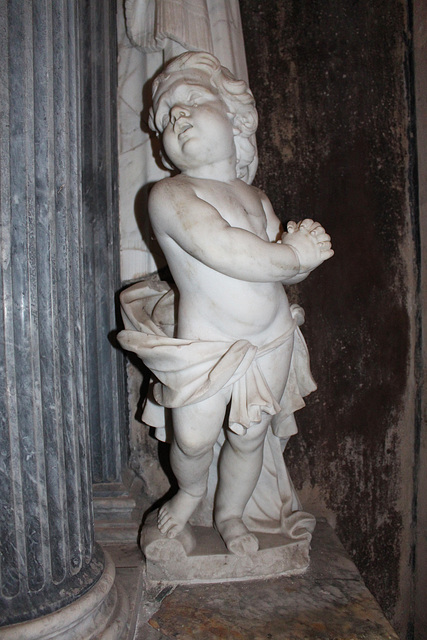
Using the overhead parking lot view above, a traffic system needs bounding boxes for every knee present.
[228,429,267,455]
[174,435,213,459]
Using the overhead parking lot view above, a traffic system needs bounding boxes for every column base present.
[0,552,128,640]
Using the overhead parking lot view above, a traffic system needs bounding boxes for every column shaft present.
[0,0,104,625]
[80,0,127,485]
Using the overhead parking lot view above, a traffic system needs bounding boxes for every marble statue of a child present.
[120,51,333,557]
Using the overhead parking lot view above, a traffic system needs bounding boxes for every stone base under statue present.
[140,512,311,585]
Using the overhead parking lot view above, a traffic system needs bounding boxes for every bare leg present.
[214,417,269,555]
[158,389,230,538]
[215,340,293,555]
[158,441,213,538]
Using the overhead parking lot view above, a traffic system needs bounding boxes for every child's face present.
[153,70,236,174]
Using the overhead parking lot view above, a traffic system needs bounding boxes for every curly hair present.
[149,51,258,184]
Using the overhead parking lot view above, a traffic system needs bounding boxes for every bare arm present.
[256,191,334,283]
[258,192,334,283]
[149,179,300,283]
[258,190,283,242]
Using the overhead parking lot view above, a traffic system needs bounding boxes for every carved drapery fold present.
[125,0,213,53]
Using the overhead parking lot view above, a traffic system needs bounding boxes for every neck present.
[182,157,237,183]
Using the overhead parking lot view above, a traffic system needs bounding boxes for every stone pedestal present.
[122,521,399,639]
[0,1,127,636]
[141,513,311,585]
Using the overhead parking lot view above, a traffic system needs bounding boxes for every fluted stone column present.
[81,0,127,486]
[0,1,127,636]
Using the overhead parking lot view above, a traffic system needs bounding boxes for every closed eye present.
[187,91,200,103]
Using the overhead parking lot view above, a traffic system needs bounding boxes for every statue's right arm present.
[148,179,301,283]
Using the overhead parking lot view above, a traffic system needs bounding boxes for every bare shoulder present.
[149,176,198,230]
[235,181,270,209]
[236,181,263,196]
[246,183,265,197]
[248,184,272,208]
[149,175,196,204]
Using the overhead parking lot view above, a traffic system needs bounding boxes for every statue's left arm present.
[259,191,283,242]
[259,192,334,285]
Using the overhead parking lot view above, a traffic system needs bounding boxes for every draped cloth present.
[125,0,213,53]
[124,0,248,83]
[118,278,317,540]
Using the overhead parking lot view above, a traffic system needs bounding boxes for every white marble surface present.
[140,512,312,585]
[118,53,333,562]
[117,0,249,282]
[117,7,167,281]
[116,3,255,532]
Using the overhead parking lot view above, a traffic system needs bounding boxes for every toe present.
[158,514,172,532]
[166,525,179,539]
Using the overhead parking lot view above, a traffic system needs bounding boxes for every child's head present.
[149,51,258,184]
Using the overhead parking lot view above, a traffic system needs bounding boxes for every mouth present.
[177,122,193,138]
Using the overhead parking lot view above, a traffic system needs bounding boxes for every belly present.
[177,277,292,344]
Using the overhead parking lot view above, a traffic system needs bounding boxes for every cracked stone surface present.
[107,520,398,639]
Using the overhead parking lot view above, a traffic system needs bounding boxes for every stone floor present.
[103,520,399,640]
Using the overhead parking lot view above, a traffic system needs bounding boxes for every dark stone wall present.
[239,0,416,634]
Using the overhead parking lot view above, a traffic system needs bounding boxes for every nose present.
[170,104,189,125]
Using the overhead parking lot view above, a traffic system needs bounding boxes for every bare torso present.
[151,175,293,345]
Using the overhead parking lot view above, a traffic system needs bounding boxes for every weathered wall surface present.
[239,1,417,635]
[414,1,427,638]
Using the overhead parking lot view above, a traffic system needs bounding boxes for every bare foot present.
[157,490,202,538]
[215,518,259,556]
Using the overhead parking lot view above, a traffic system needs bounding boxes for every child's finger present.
[310,224,325,235]
[300,218,315,230]
[316,232,331,243]
[321,248,334,260]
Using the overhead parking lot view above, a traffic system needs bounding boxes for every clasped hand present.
[281,218,333,273]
